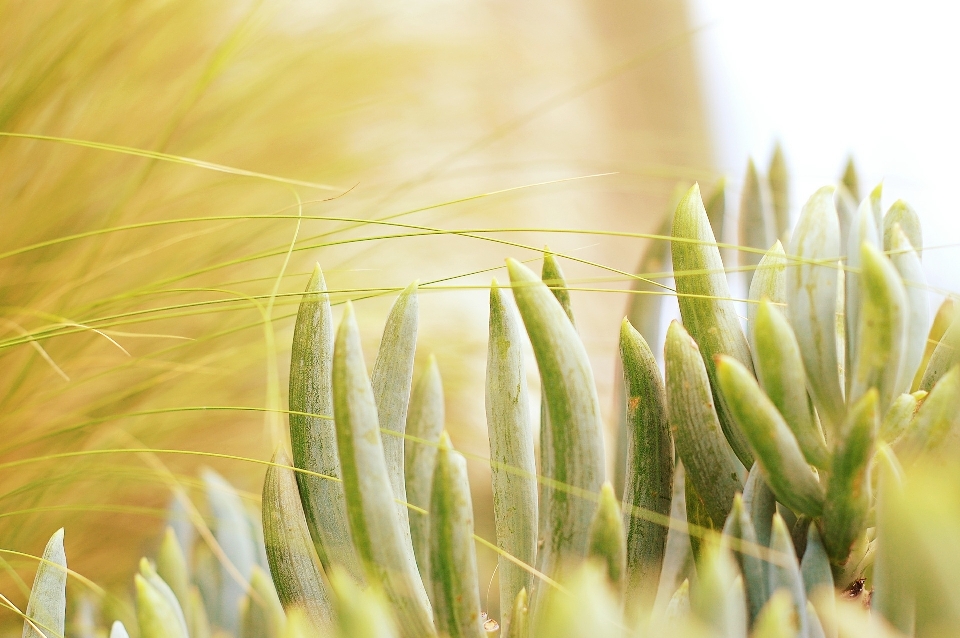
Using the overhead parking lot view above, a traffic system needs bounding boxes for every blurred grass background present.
[0,0,715,630]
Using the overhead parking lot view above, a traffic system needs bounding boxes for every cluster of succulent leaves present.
[17,153,960,637]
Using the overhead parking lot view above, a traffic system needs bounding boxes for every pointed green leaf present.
[156,527,190,627]
[485,281,537,633]
[684,471,715,564]
[898,365,960,459]
[333,303,435,637]
[913,298,955,392]
[887,225,928,395]
[692,535,746,636]
[202,468,257,632]
[823,390,877,565]
[615,216,672,498]
[663,579,691,627]
[289,264,361,581]
[883,200,922,258]
[240,566,287,638]
[109,621,129,638]
[405,355,446,591]
[768,143,790,241]
[715,354,824,517]
[722,494,769,623]
[536,565,623,638]
[619,319,672,604]
[187,586,211,638]
[262,446,334,632]
[753,300,829,468]
[841,156,860,201]
[747,241,786,345]
[919,310,960,393]
[22,529,66,638]
[587,482,626,592]
[768,514,809,637]
[845,197,881,386]
[740,159,776,271]
[541,250,575,326]
[872,446,913,635]
[752,590,797,638]
[665,321,743,527]
[135,571,188,638]
[849,243,908,412]
[429,433,484,638]
[800,524,833,598]
[371,281,419,534]
[191,541,220,632]
[503,588,528,638]
[506,259,605,578]
[329,566,399,638]
[786,186,845,432]
[742,465,776,548]
[672,183,756,467]
[879,392,920,443]
[835,186,857,259]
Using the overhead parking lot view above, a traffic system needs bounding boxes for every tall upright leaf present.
[371,282,420,532]
[883,200,922,258]
[404,356,446,589]
[786,186,845,433]
[664,321,743,528]
[289,264,361,580]
[22,529,66,638]
[747,241,786,347]
[135,573,188,638]
[262,446,334,633]
[486,281,537,634]
[768,143,790,241]
[872,446,913,635]
[739,159,776,272]
[333,303,435,637]
[672,183,755,467]
[912,298,955,392]
[619,318,672,603]
[429,433,485,638]
[506,259,604,585]
[888,224,929,395]
[845,197,881,389]
[587,482,626,593]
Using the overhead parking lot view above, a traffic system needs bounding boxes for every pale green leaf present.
[721,494,768,623]
[883,200,922,258]
[747,241,786,346]
[872,446,913,635]
[22,529,66,638]
[329,566,399,638]
[135,572,188,638]
[156,527,190,627]
[587,482,626,593]
[239,566,287,638]
[768,514,810,637]
[844,196,881,387]
[768,143,790,242]
[739,158,776,271]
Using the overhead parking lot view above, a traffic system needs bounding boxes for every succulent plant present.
[16,153,960,638]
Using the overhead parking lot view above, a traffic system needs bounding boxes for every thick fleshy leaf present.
[888,225,928,395]
[919,311,960,392]
[672,183,755,467]
[202,468,257,632]
[429,433,484,638]
[156,527,190,626]
[405,356,446,591]
[849,243,908,413]
[371,281,419,534]
[823,390,877,565]
[503,589,528,638]
[752,300,829,468]
[692,535,747,637]
[615,216,671,498]
[140,559,189,633]
[187,586,211,638]
[619,318,673,604]
[191,542,219,633]
[587,482,626,592]
[740,159,776,271]
[841,157,860,201]
[485,281,538,634]
[913,298,955,391]
[747,241,786,346]
[835,186,857,260]
[844,197,881,386]
[752,590,798,638]
[786,186,845,433]
[768,514,809,637]
[333,303,435,637]
[329,567,399,638]
[879,392,921,443]
[289,264,361,581]
[262,446,334,633]
[22,529,66,638]
[800,524,833,597]
[239,566,286,638]
[654,464,693,610]
[109,622,129,638]
[506,259,605,580]
[664,321,743,528]
[768,143,790,241]
[722,494,768,623]
[715,355,824,517]
[898,365,960,459]
[742,465,776,548]
[136,573,188,638]
[537,565,623,638]
[883,200,922,258]
[872,446,914,635]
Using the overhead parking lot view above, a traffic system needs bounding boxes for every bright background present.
[692,0,960,296]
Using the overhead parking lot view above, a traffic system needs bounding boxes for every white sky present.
[689,0,960,297]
